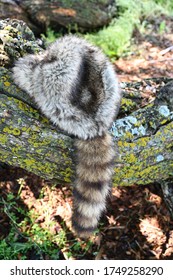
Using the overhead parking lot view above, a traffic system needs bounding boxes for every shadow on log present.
[0,19,173,192]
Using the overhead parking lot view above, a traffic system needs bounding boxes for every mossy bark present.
[19,0,116,32]
[0,19,173,188]
[1,0,116,33]
[1,68,173,185]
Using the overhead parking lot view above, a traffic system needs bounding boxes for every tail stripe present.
[72,220,97,235]
[72,208,98,233]
[76,180,110,191]
[72,133,114,238]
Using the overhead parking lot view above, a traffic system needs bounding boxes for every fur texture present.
[12,35,121,238]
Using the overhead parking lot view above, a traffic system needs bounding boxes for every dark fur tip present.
[72,220,97,239]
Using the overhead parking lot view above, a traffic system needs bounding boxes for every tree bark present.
[19,0,116,32]
[0,1,116,33]
[0,1,42,35]
[159,179,173,218]
[0,19,173,188]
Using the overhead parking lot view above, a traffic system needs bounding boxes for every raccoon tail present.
[72,132,114,238]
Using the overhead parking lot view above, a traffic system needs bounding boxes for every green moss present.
[12,128,21,136]
[121,97,137,113]
[0,118,5,123]
[0,134,8,145]
[61,167,73,183]
[12,146,22,153]
[14,99,39,118]
[3,126,21,136]
[4,81,11,87]
[128,153,136,163]
[138,137,148,147]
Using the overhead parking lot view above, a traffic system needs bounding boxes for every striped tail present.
[72,133,114,238]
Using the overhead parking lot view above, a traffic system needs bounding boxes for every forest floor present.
[0,15,173,260]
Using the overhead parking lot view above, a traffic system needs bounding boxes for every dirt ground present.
[0,15,173,260]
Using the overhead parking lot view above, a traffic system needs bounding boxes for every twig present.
[159,46,173,56]
[149,58,173,64]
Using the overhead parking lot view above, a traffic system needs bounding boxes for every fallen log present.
[0,0,117,34]
[19,0,116,32]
